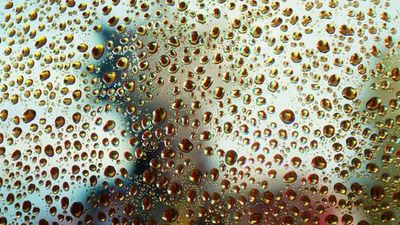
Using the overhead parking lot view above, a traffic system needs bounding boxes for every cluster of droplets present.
[1,0,400,224]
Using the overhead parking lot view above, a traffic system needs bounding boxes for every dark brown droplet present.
[152,108,167,124]
[366,97,381,110]
[55,116,65,128]
[44,145,54,157]
[312,156,327,169]
[104,165,116,178]
[178,139,193,153]
[370,185,385,201]
[162,208,178,222]
[103,120,116,132]
[23,109,36,123]
[225,150,238,166]
[342,87,357,100]
[70,202,84,218]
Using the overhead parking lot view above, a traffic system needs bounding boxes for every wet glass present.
[0,0,400,224]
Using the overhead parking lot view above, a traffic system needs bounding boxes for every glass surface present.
[0,0,400,224]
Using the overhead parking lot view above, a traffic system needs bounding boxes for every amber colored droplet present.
[183,80,196,92]
[22,201,32,212]
[50,167,59,180]
[123,80,136,92]
[370,185,385,201]
[251,26,263,38]
[283,170,297,183]
[249,213,263,224]
[77,43,88,52]
[116,57,129,69]
[393,191,400,202]
[72,112,81,124]
[104,165,116,177]
[147,42,158,53]
[339,25,354,36]
[346,137,357,149]
[38,219,49,225]
[143,169,156,184]
[0,110,8,121]
[44,145,54,157]
[103,72,117,84]
[103,120,116,132]
[349,53,362,66]
[152,108,167,124]
[178,139,193,153]
[334,183,347,194]
[91,44,104,60]
[213,87,225,99]
[162,208,178,222]
[320,98,332,111]
[189,168,203,184]
[4,2,13,9]
[55,116,65,128]
[325,215,339,225]
[280,109,295,124]
[328,74,340,86]
[342,87,357,100]
[66,0,76,7]
[317,40,330,53]
[381,211,395,223]
[23,109,36,123]
[225,150,238,166]
[323,125,335,138]
[341,214,354,225]
[311,156,327,169]
[61,197,69,210]
[366,97,381,110]
[70,202,84,218]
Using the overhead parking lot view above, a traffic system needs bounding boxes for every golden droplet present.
[328,74,340,86]
[35,36,47,48]
[342,87,357,100]
[103,72,117,84]
[91,44,104,60]
[280,109,295,124]
[104,166,116,177]
[283,170,297,183]
[70,202,84,218]
[103,120,116,132]
[349,53,362,66]
[317,40,330,53]
[123,80,135,92]
[213,87,225,99]
[323,125,335,138]
[64,75,76,85]
[116,57,129,69]
[311,156,327,169]
[77,43,88,52]
[40,70,51,81]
